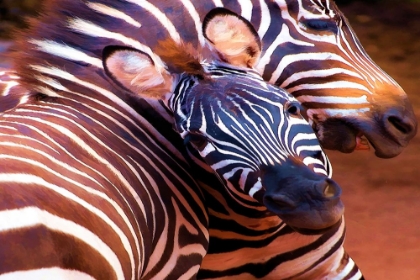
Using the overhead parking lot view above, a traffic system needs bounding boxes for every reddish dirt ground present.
[330,2,420,279]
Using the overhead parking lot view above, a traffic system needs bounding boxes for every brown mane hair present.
[154,39,205,77]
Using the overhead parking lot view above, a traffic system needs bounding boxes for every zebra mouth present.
[355,133,370,151]
[314,114,415,158]
[313,118,384,155]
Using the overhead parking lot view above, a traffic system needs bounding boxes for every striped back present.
[9,0,416,158]
[0,75,210,278]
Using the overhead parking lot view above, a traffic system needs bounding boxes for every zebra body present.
[0,85,208,279]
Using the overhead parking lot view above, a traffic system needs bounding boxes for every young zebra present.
[103,11,361,279]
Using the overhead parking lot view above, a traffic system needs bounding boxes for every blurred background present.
[0,0,419,279]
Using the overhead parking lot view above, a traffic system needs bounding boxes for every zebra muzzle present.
[261,164,344,234]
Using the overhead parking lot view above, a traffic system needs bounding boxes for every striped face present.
[257,0,417,157]
[171,65,343,232]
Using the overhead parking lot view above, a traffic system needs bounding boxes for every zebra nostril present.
[387,116,414,135]
[323,183,336,198]
[382,105,417,141]
[316,179,341,199]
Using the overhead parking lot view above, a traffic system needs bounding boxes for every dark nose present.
[382,100,418,145]
[267,179,341,210]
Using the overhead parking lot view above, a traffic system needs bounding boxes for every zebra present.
[0,0,410,278]
[5,0,416,159]
[0,9,352,279]
[103,10,357,279]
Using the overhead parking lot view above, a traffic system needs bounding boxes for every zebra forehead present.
[189,73,292,106]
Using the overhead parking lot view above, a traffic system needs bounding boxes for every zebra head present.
[258,0,417,158]
[103,10,343,233]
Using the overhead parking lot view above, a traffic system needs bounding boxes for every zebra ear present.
[102,46,173,99]
[203,8,262,68]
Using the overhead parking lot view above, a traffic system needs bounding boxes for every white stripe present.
[211,0,223,7]
[307,107,370,118]
[302,157,324,167]
[87,2,142,27]
[124,0,181,44]
[0,125,17,131]
[0,268,96,280]
[1,80,19,96]
[313,167,328,176]
[257,25,313,75]
[335,255,359,279]
[67,18,165,70]
[180,0,206,46]
[34,74,68,92]
[249,180,262,198]
[0,206,124,280]
[288,81,371,95]
[33,85,62,97]
[29,39,103,68]
[280,68,362,88]
[238,0,253,21]
[268,52,354,84]
[12,110,148,220]
[0,174,135,280]
[291,133,318,151]
[295,144,322,157]
[257,0,271,39]
[297,95,369,105]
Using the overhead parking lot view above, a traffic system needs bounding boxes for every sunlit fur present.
[3,0,416,156]
[0,0,403,279]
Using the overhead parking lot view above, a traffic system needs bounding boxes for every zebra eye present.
[185,133,208,151]
[285,102,302,118]
[302,19,338,33]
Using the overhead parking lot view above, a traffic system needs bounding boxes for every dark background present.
[0,1,419,279]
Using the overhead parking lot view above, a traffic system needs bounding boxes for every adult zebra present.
[4,0,416,158]
[0,10,351,279]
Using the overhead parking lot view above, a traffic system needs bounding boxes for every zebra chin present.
[260,163,344,234]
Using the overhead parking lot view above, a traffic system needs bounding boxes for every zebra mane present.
[8,0,206,95]
[153,39,206,77]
